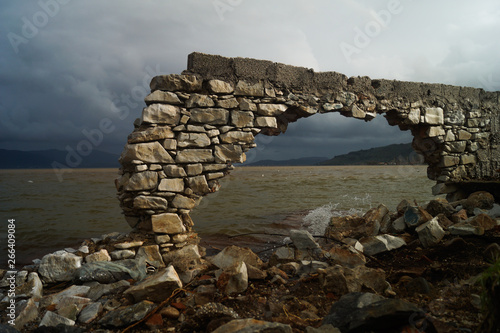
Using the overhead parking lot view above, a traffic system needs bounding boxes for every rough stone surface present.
[38,251,82,283]
[124,265,182,303]
[416,217,446,248]
[212,318,292,333]
[98,300,156,327]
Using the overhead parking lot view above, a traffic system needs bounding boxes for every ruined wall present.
[116,52,500,253]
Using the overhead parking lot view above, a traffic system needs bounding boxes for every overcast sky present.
[1,0,499,162]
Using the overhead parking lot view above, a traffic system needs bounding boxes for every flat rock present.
[39,311,75,327]
[41,285,91,308]
[98,300,156,327]
[74,258,146,284]
[87,280,130,301]
[78,302,103,324]
[124,265,182,303]
[449,222,485,236]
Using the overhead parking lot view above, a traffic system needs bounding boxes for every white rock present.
[416,217,445,248]
[39,311,75,327]
[38,250,82,283]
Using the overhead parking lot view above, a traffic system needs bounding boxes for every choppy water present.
[0,165,437,267]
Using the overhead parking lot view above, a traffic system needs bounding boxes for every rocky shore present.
[1,191,500,332]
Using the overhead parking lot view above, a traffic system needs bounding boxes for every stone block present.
[133,195,169,209]
[208,79,234,94]
[219,131,254,144]
[128,126,175,144]
[175,149,214,163]
[231,110,255,127]
[144,90,182,105]
[151,213,186,234]
[257,103,288,116]
[255,116,278,128]
[234,80,264,96]
[158,178,184,192]
[150,74,202,92]
[424,107,444,125]
[120,142,174,164]
[141,104,181,125]
[124,171,158,191]
[217,98,239,108]
[190,108,229,125]
[185,94,215,108]
[171,194,196,209]
[460,154,476,165]
[187,175,210,194]
[177,132,211,148]
[163,165,186,177]
[215,144,244,163]
[185,163,203,176]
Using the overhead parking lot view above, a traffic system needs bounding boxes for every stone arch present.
[116,52,500,255]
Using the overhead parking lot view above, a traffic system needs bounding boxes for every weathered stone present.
[110,250,135,260]
[208,79,234,94]
[257,103,288,116]
[212,318,292,333]
[171,194,196,209]
[151,213,186,234]
[238,97,257,111]
[461,154,476,165]
[135,245,165,268]
[449,222,485,236]
[327,246,366,268]
[186,94,215,108]
[86,249,111,263]
[426,198,455,217]
[124,171,158,192]
[175,149,214,163]
[177,132,211,148]
[217,97,239,108]
[124,265,182,303]
[416,217,445,248]
[190,108,229,125]
[78,302,103,324]
[163,165,187,177]
[98,300,156,327]
[458,130,472,140]
[359,235,406,256]
[463,191,495,214]
[128,126,175,143]
[158,178,184,192]
[185,163,204,176]
[144,90,182,105]
[38,250,82,283]
[445,141,467,153]
[210,246,263,270]
[217,261,248,295]
[141,104,181,125]
[41,285,91,309]
[214,144,244,163]
[162,244,202,271]
[231,110,254,127]
[255,116,278,128]
[133,195,169,209]
[336,91,357,106]
[290,230,322,258]
[87,280,130,301]
[120,142,174,164]
[424,107,444,125]
[407,108,420,124]
[362,204,388,235]
[187,175,210,194]
[219,131,254,144]
[163,138,177,150]
[234,80,264,96]
[39,311,75,327]
[150,74,202,92]
[351,104,366,119]
[468,214,497,231]
[427,126,446,137]
[14,298,39,330]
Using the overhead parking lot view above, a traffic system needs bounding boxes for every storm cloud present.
[1,0,499,161]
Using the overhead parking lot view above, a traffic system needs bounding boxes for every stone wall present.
[116,52,500,253]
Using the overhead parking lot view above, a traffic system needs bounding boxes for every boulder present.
[416,217,445,248]
[38,250,82,283]
[124,265,182,303]
[216,261,248,295]
[135,245,165,269]
[290,230,322,258]
[463,191,495,214]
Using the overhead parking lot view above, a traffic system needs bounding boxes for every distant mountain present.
[320,142,423,166]
[0,149,120,169]
[243,156,328,167]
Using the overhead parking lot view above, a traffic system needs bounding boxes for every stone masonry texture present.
[117,52,500,253]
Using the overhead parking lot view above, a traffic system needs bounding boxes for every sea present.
[0,165,439,268]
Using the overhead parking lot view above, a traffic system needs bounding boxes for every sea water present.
[0,165,437,267]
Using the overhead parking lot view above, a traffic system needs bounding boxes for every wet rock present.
[463,191,495,214]
[39,311,75,327]
[98,300,156,327]
[416,217,445,248]
[209,245,263,269]
[362,204,389,235]
[78,302,103,324]
[449,222,484,236]
[38,250,82,283]
[14,298,38,330]
[123,265,182,303]
[74,258,146,284]
[211,318,292,333]
[290,230,322,258]
[216,261,248,295]
[468,213,497,231]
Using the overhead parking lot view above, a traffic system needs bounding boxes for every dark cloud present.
[1,0,499,160]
